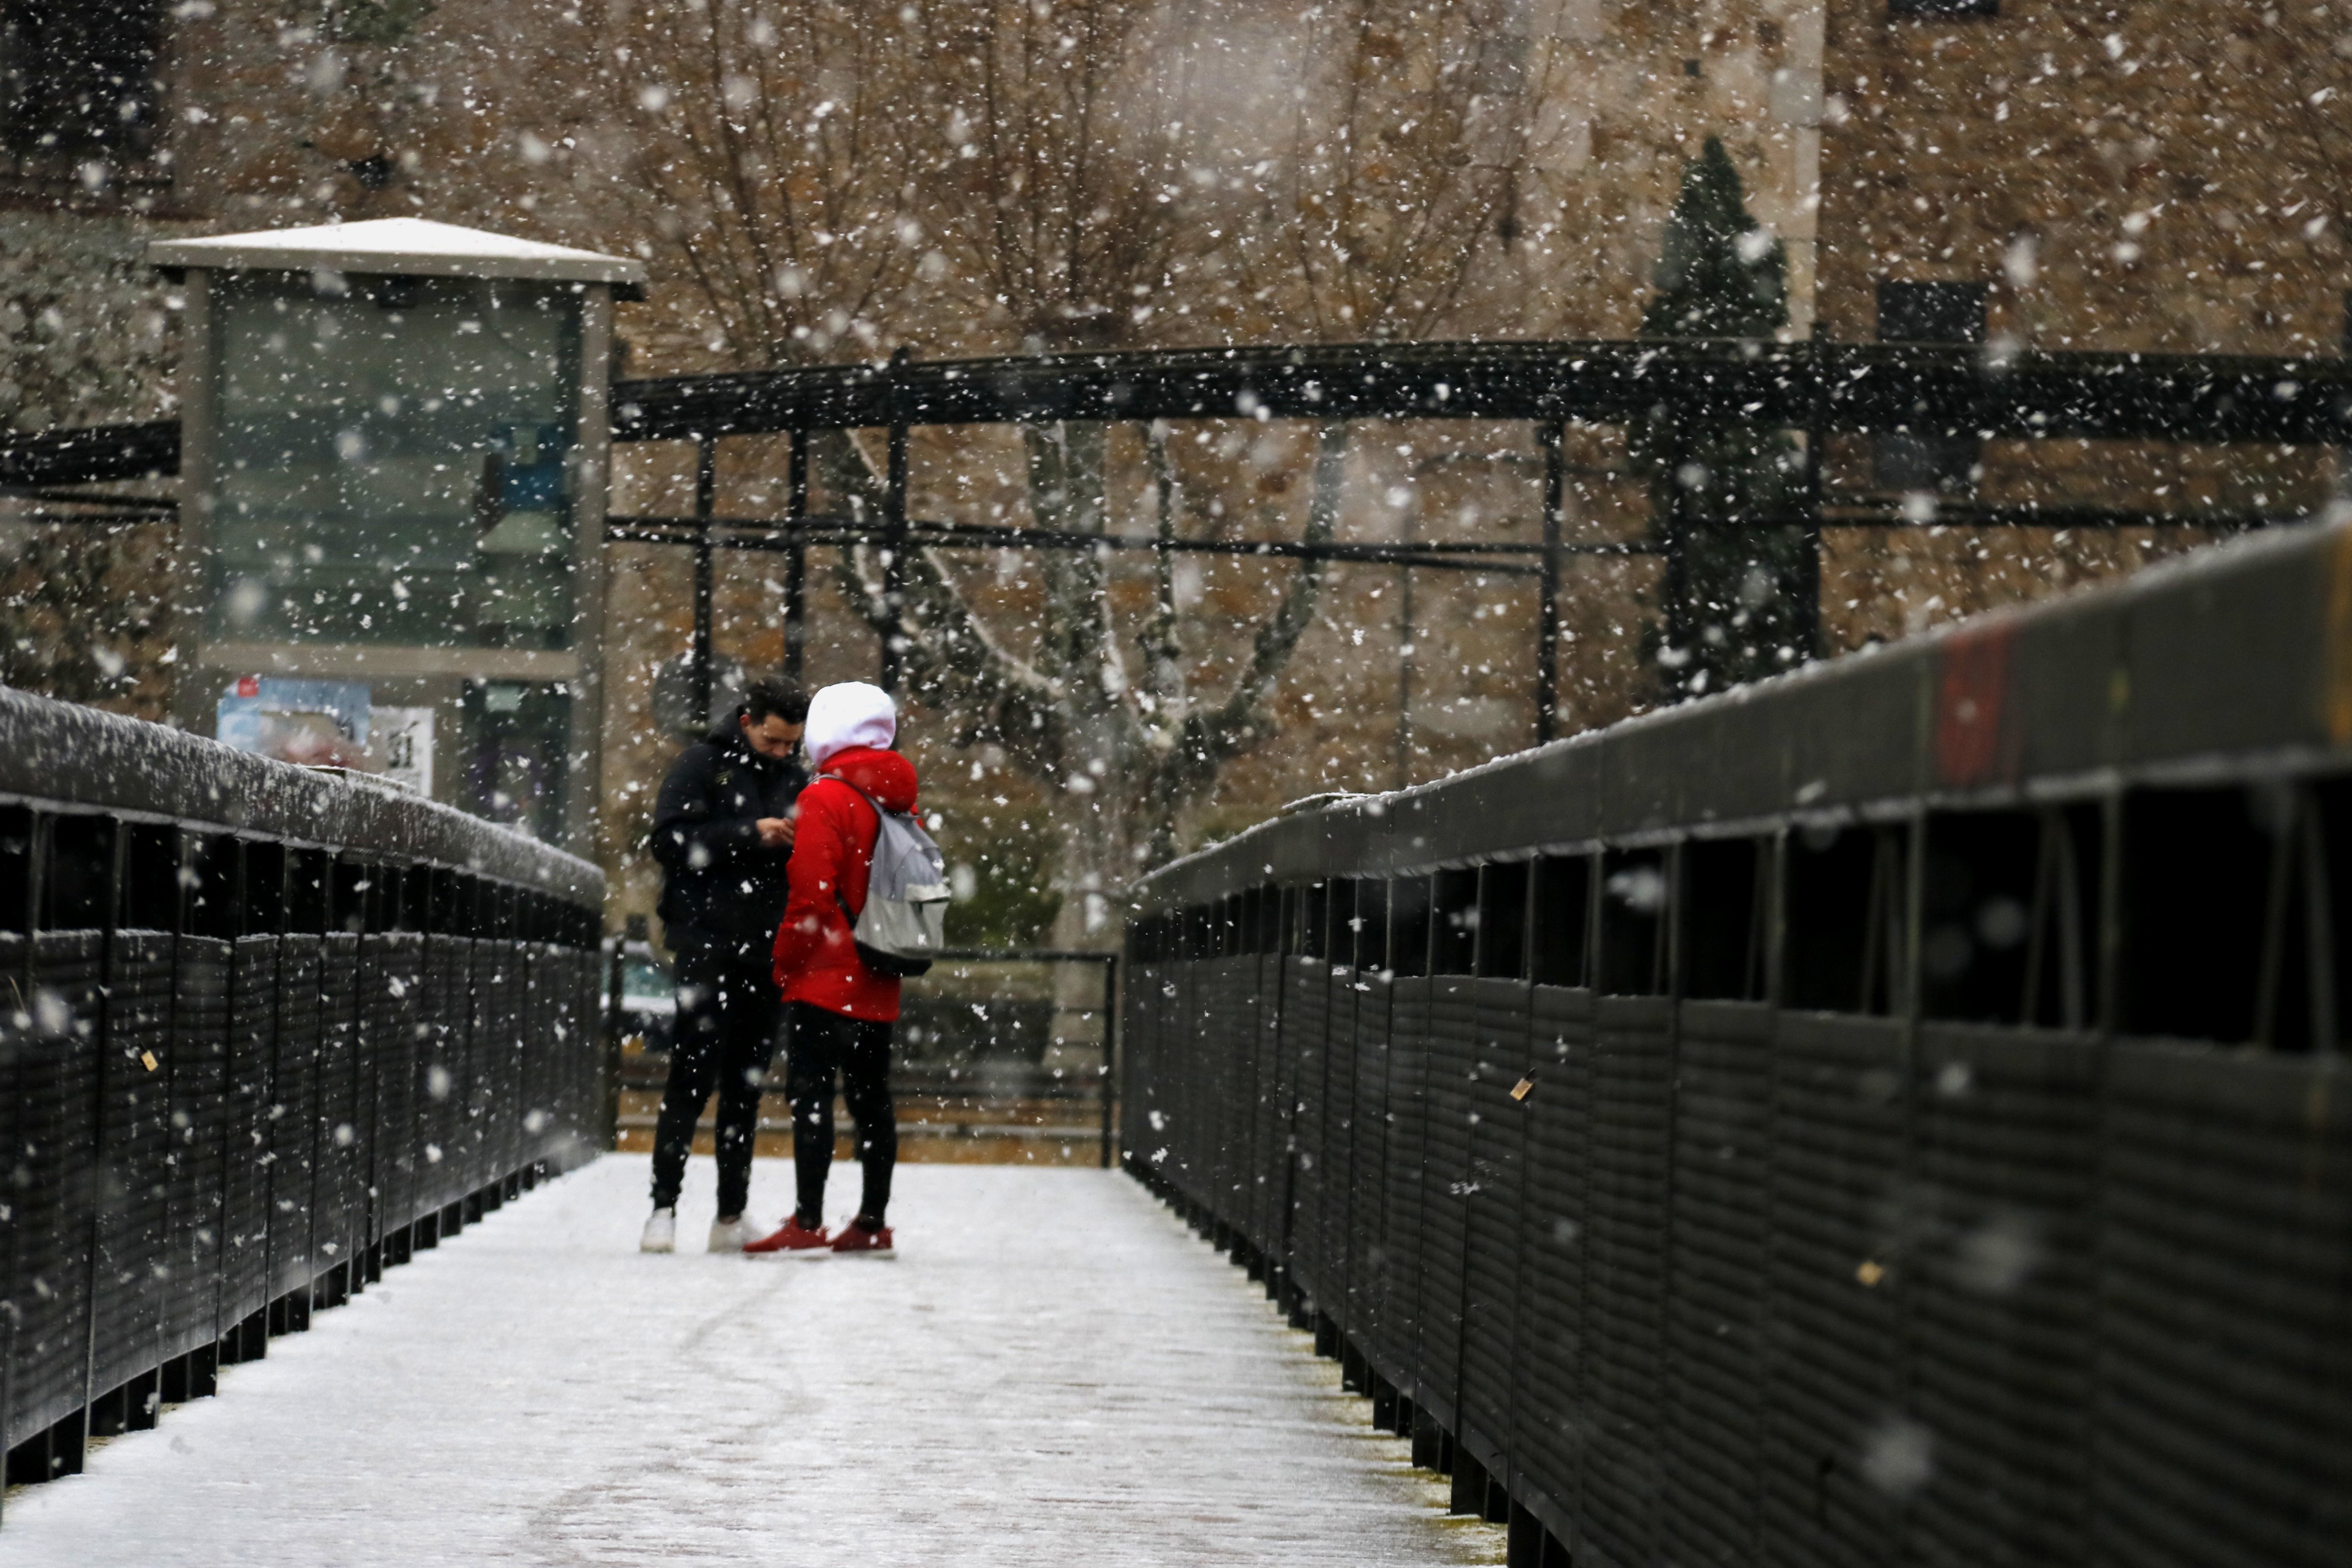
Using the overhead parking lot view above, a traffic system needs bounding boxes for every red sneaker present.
[831,1220,895,1257]
[744,1217,831,1257]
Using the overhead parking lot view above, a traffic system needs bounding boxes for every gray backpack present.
[830,778,949,977]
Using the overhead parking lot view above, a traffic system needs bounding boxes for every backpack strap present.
[818,771,886,923]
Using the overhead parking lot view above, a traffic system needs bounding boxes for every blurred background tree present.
[1635,137,1809,701]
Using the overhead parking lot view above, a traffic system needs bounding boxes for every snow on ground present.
[3,1157,1503,1566]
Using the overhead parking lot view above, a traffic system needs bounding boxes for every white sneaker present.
[707,1216,765,1254]
[640,1207,677,1253]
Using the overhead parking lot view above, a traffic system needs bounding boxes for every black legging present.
[650,945,780,1218]
[784,1001,897,1227]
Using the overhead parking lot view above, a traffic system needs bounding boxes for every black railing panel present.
[1907,1023,2100,1567]
[1661,998,1773,1568]
[1123,520,2352,1566]
[1456,979,1532,1482]
[1374,976,1435,1400]
[1281,955,1334,1309]
[0,690,603,1501]
[2090,1042,2352,1567]
[1516,983,1595,1548]
[1341,972,1395,1349]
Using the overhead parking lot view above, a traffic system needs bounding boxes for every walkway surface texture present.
[3,1157,1501,1566]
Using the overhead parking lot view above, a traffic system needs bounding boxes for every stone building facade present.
[0,0,2343,939]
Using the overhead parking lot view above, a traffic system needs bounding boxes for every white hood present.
[803,681,898,767]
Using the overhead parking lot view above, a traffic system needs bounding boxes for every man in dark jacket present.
[640,676,808,1254]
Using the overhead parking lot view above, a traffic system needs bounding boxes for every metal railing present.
[0,692,606,1510]
[1120,518,2352,1565]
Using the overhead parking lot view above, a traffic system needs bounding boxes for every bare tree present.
[601,0,1547,938]
[0,519,168,712]
[608,1,936,368]
[1248,0,1531,345]
[815,3,1363,936]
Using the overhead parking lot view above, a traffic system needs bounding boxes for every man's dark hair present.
[743,676,809,725]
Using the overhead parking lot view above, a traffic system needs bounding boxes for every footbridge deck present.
[0,1158,1499,1566]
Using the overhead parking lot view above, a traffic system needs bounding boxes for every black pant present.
[784,1001,897,1227]
[650,945,780,1218]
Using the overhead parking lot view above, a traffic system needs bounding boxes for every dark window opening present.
[460,874,489,939]
[1875,281,1988,493]
[0,803,31,934]
[1477,860,1530,979]
[1356,877,1391,973]
[1783,823,1909,1015]
[1389,875,1432,978]
[1302,882,1330,961]
[332,861,369,937]
[1329,879,1360,968]
[189,836,242,940]
[237,842,285,937]
[421,868,449,936]
[1682,836,1768,1001]
[123,822,178,932]
[400,864,432,934]
[1874,429,1982,493]
[42,813,113,931]
[2124,783,2343,1050]
[288,849,331,936]
[1920,808,2100,1028]
[1888,0,1997,15]
[1531,854,1591,988]
[1878,281,1989,345]
[1598,847,1670,995]
[359,860,390,937]
[1254,885,1282,954]
[1433,867,1479,976]
[0,2,166,164]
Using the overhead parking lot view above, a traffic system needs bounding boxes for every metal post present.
[1796,421,1825,663]
[785,427,808,682]
[1536,422,1564,744]
[693,434,717,727]
[880,418,909,692]
[1099,955,1119,1170]
[1661,418,1692,701]
[603,927,628,1151]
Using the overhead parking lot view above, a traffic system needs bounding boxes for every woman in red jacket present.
[747,682,914,1257]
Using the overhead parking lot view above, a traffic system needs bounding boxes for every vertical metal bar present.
[75,818,126,1458]
[1099,956,1118,1170]
[603,929,627,1147]
[1662,421,1692,700]
[1796,421,1825,662]
[168,269,216,738]
[2302,793,2338,1053]
[564,281,620,858]
[693,434,717,727]
[880,420,910,692]
[1537,422,1565,744]
[785,428,808,682]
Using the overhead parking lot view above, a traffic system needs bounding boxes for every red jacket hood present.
[818,745,918,813]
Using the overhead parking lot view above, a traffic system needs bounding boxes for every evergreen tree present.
[1636,137,1810,700]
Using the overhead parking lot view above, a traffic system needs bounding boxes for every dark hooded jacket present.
[650,709,809,956]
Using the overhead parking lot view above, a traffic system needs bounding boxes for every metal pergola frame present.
[5,335,2340,742]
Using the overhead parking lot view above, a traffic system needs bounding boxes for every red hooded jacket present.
[771,744,919,1021]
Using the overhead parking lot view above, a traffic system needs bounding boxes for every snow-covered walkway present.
[3,1157,1500,1566]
